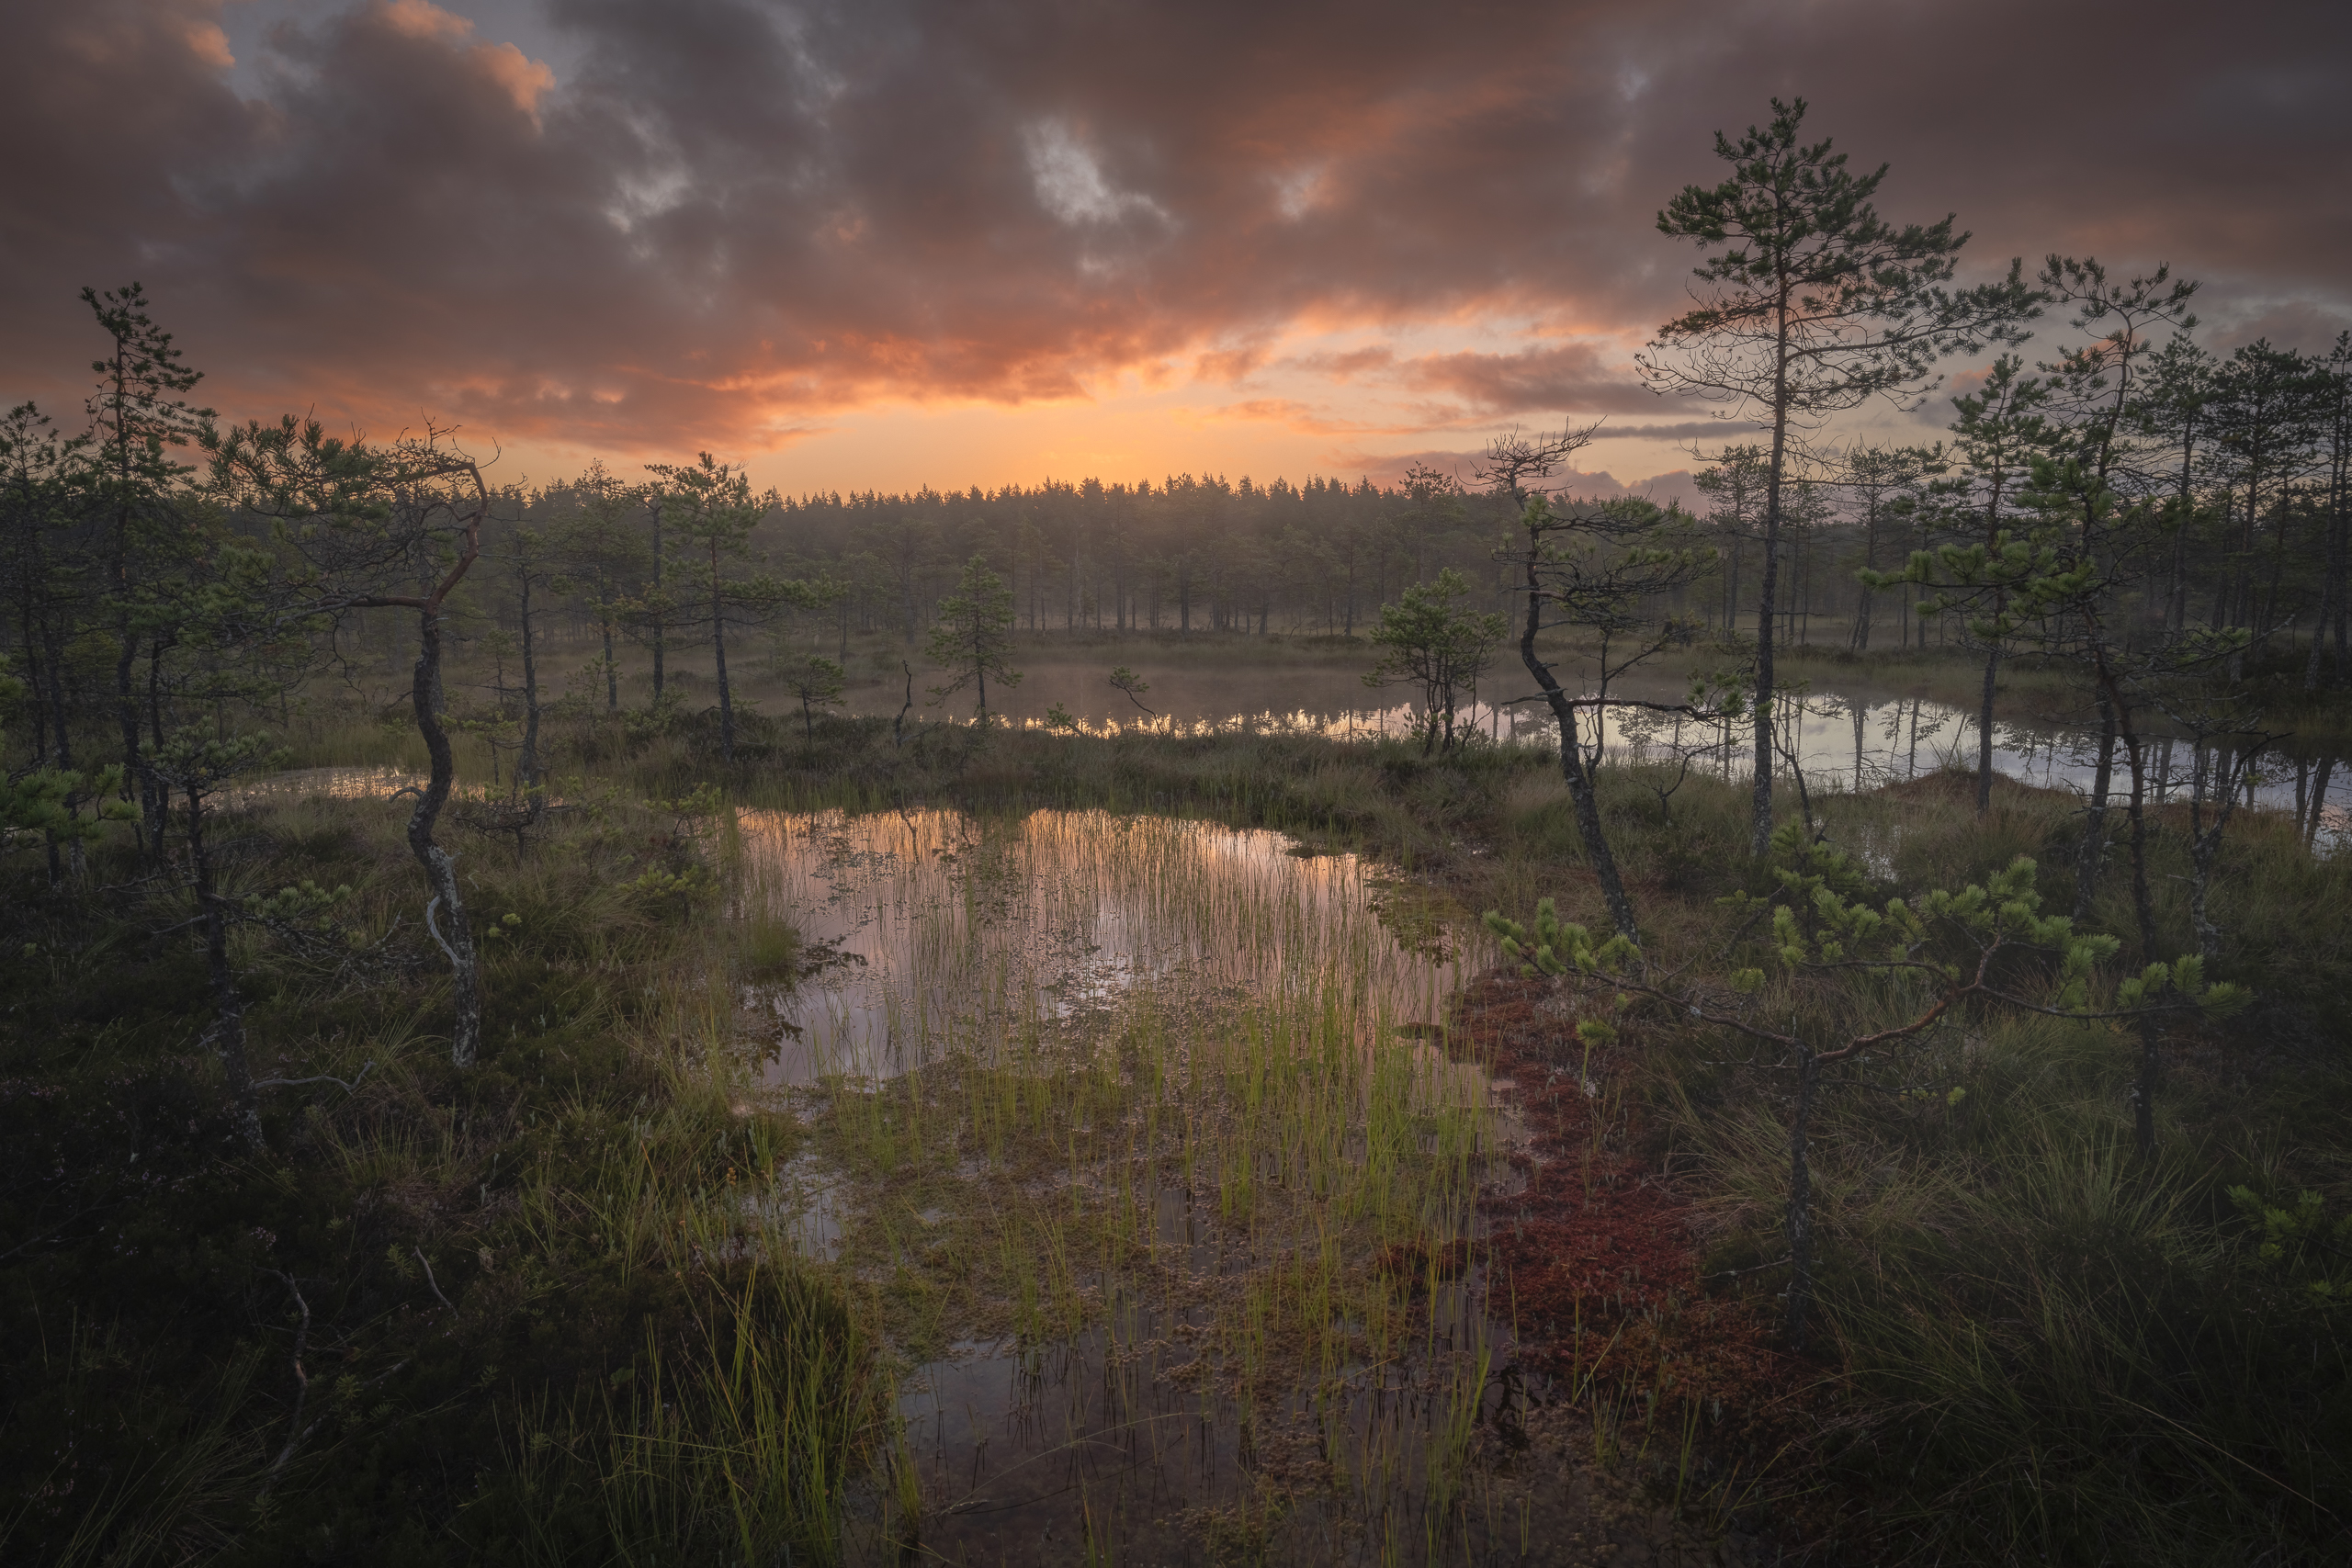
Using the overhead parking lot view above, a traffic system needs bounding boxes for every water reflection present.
[1591,691,2352,850]
[987,688,2349,850]
[874,1280,1530,1567]
[225,763,422,805]
[735,808,1484,1084]
[236,682,2349,852]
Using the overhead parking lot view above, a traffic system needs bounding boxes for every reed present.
[14,643,2348,1564]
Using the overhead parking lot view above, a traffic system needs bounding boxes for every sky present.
[4,0,2347,504]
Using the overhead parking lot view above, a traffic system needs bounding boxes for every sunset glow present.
[5,0,2346,497]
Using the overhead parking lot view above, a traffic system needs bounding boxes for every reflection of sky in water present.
[225,764,423,804]
[237,679,2350,853]
[735,808,1484,1084]
[979,690,2352,850]
[1588,693,2352,849]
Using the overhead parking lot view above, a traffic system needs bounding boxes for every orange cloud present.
[377,0,551,119]
[0,0,2343,495]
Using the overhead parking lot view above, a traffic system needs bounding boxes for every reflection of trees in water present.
[739,808,1487,1085]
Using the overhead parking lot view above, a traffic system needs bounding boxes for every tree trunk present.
[2265,502,2291,643]
[40,623,74,770]
[710,548,734,763]
[650,504,667,698]
[1851,517,1876,651]
[187,780,264,1149]
[410,608,481,1068]
[518,574,542,790]
[1720,542,1737,636]
[116,626,153,859]
[601,605,618,710]
[1851,700,1865,793]
[1974,643,1999,814]
[2117,722,2163,1161]
[2312,419,2347,685]
[144,638,172,855]
[1517,543,1639,943]
[2074,687,2116,920]
[2187,744,2245,965]
[1751,411,1788,857]
[2227,471,2259,680]
[2336,495,2350,679]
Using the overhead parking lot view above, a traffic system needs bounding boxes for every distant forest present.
[6,273,2351,783]
[732,315,2352,660]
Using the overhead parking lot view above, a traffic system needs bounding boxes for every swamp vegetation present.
[7,96,2352,1568]
[6,684,2350,1565]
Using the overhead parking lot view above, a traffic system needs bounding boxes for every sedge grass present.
[16,642,2351,1563]
[746,805,1515,1559]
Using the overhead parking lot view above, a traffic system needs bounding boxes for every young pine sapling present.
[1487,827,2240,1348]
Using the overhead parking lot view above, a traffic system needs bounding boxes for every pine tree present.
[925,555,1021,725]
[553,462,649,711]
[1641,98,2039,853]
[1362,567,1507,756]
[81,284,214,858]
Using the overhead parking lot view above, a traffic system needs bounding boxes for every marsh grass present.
[11,648,2350,1564]
[0,754,880,1566]
[737,805,1524,1558]
[1564,770,2352,1564]
[498,1265,876,1564]
[1,1324,266,1568]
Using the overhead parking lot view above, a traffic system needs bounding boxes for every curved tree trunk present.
[1517,538,1640,944]
[409,607,480,1067]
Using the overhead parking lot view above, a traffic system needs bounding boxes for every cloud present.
[1589,420,1762,442]
[1393,344,1655,417]
[378,0,554,118]
[1216,342,1676,435]
[1322,442,1702,508]
[379,0,470,41]
[1023,120,1170,228]
[1203,399,1416,435]
[1,0,2346,473]
[1288,346,1396,380]
[1193,344,1271,385]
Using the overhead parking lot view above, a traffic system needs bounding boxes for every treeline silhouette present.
[6,276,2350,811]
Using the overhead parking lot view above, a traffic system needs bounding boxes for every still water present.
[959,674,2349,847]
[735,807,1481,1085]
[730,808,1751,1565]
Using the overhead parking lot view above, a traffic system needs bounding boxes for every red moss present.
[1455,974,1792,1417]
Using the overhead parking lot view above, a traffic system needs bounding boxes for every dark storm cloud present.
[2,0,2346,456]
[1393,345,1655,419]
